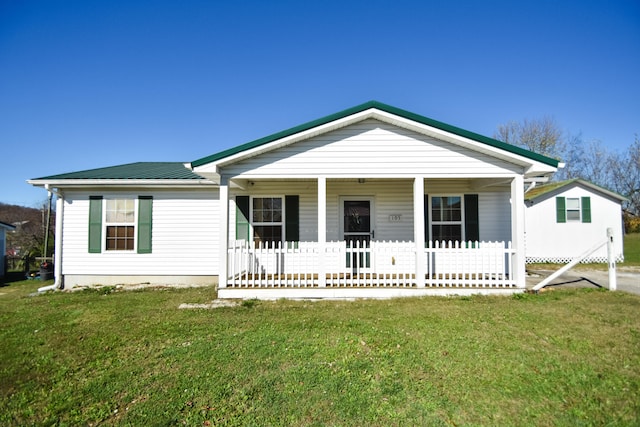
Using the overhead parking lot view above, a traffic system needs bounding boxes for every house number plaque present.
[389,215,402,222]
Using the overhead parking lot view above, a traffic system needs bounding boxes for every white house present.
[0,221,16,278]
[28,101,560,298]
[524,179,626,263]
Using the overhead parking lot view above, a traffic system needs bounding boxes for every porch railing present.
[227,240,516,289]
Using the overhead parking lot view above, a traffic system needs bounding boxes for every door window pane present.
[344,200,371,233]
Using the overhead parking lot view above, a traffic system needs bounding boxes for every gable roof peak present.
[525,178,627,202]
[191,101,560,169]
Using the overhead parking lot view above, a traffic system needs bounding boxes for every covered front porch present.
[216,175,526,299]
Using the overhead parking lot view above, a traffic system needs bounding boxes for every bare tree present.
[610,135,640,217]
[494,116,564,159]
[559,134,614,187]
[0,200,55,272]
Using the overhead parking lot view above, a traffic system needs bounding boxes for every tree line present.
[495,118,639,232]
[0,202,55,273]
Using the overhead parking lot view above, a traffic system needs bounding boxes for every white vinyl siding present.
[229,180,511,244]
[525,186,624,263]
[222,119,522,178]
[61,190,219,275]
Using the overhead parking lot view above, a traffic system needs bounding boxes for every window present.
[88,196,153,253]
[252,197,283,246]
[431,196,462,242]
[566,198,581,221]
[556,196,591,223]
[105,199,135,250]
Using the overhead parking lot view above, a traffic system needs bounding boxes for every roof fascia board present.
[370,110,557,172]
[27,179,217,188]
[192,109,377,172]
[526,179,627,202]
[191,101,560,170]
[574,179,628,201]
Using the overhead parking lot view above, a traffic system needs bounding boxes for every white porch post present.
[414,176,426,288]
[318,176,327,287]
[218,176,229,289]
[511,175,525,288]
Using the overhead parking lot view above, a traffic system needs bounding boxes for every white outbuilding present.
[524,179,626,263]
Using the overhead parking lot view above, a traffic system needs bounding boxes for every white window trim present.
[102,197,138,252]
[566,197,581,222]
[249,195,285,244]
[429,194,465,242]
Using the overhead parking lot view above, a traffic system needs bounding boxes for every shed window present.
[556,196,591,223]
[566,198,581,221]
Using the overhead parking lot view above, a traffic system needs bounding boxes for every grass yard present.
[526,232,640,271]
[1,281,639,426]
[624,232,640,265]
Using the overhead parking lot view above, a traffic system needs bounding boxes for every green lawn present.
[526,232,640,271]
[624,232,640,265]
[1,280,639,426]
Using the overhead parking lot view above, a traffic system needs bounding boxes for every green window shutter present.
[464,194,480,242]
[424,194,430,244]
[556,197,566,223]
[285,195,299,242]
[581,196,591,223]
[88,196,103,253]
[236,196,250,241]
[137,196,153,254]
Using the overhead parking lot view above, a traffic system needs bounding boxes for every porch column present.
[218,176,229,289]
[414,176,426,288]
[318,176,327,287]
[511,175,525,288]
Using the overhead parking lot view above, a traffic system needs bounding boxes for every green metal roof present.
[525,179,627,201]
[191,101,560,168]
[32,162,203,180]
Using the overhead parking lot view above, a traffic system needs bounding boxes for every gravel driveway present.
[526,266,640,295]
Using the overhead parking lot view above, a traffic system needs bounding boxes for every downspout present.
[38,185,64,292]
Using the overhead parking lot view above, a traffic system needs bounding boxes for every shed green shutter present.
[88,196,103,253]
[285,195,299,242]
[137,196,153,253]
[556,197,566,223]
[581,197,591,223]
[236,196,250,241]
[464,194,479,242]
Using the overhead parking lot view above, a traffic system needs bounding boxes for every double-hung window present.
[105,199,135,250]
[556,196,591,223]
[88,196,153,253]
[431,196,463,242]
[566,198,581,221]
[251,197,283,246]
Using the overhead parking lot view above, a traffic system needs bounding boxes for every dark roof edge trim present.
[525,178,628,201]
[191,101,560,168]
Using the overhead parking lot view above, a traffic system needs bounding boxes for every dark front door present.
[343,199,372,271]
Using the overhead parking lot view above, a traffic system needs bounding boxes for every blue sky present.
[1,0,638,207]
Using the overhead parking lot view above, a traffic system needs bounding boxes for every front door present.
[342,199,373,271]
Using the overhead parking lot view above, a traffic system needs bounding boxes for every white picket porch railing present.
[227,240,516,289]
